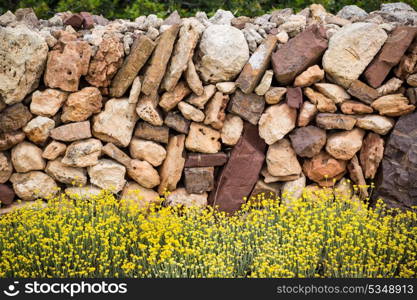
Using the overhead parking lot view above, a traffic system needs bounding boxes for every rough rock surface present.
[10,171,58,201]
[355,115,395,135]
[228,90,265,125]
[266,139,301,180]
[0,152,12,184]
[61,87,102,122]
[22,116,55,144]
[50,121,92,142]
[326,128,365,160]
[61,138,102,167]
[0,104,33,133]
[166,188,208,207]
[303,151,347,187]
[121,182,161,208]
[289,126,326,158]
[30,89,68,117]
[128,159,160,189]
[360,132,384,179]
[185,123,221,153]
[11,141,45,172]
[46,158,87,186]
[130,138,167,167]
[88,159,126,193]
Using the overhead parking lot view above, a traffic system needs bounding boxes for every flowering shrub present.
[0,188,416,278]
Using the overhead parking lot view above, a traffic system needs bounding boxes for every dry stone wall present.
[1,3,417,213]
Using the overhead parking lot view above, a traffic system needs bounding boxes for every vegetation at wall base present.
[0,187,416,278]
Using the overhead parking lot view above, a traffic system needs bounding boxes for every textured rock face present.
[355,115,395,135]
[360,133,384,179]
[326,128,365,160]
[130,138,166,167]
[315,113,356,130]
[371,94,415,117]
[30,89,68,117]
[266,139,301,181]
[303,151,347,187]
[196,25,249,83]
[259,103,296,145]
[11,142,45,172]
[22,116,55,144]
[61,87,102,122]
[166,188,208,207]
[10,171,58,201]
[50,121,92,142]
[184,167,214,194]
[374,111,417,208]
[323,23,387,88]
[185,123,221,153]
[62,138,102,167]
[46,158,87,186]
[228,90,265,125]
[221,114,243,145]
[0,152,12,184]
[159,82,191,111]
[289,126,326,158]
[0,104,33,134]
[88,159,126,193]
[121,182,160,208]
[0,25,48,104]
[128,160,160,189]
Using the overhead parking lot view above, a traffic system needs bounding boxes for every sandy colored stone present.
[185,123,221,153]
[303,151,347,187]
[136,93,164,126]
[297,101,318,127]
[376,77,403,96]
[204,92,229,129]
[340,100,373,114]
[371,94,415,117]
[259,103,296,145]
[0,131,25,151]
[62,138,102,167]
[185,59,204,96]
[88,159,126,193]
[294,65,324,87]
[314,83,350,104]
[130,138,167,167]
[45,158,87,186]
[166,188,207,207]
[216,82,236,94]
[326,128,365,160]
[11,141,45,172]
[65,186,102,198]
[23,116,55,144]
[121,182,161,208]
[10,171,58,201]
[184,167,214,194]
[0,152,12,184]
[281,174,306,204]
[360,132,384,179]
[347,154,368,199]
[30,89,68,117]
[254,70,274,96]
[178,102,205,122]
[267,138,302,180]
[159,81,191,111]
[61,87,102,122]
[128,76,141,104]
[303,87,337,113]
[186,84,216,109]
[315,113,357,130]
[221,114,243,146]
[127,159,160,189]
[0,103,32,133]
[355,114,395,135]
[42,141,66,160]
[101,143,132,168]
[50,121,91,142]
[265,87,287,104]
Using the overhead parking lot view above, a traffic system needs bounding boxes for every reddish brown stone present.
[208,122,266,213]
[0,131,26,151]
[185,152,228,167]
[64,14,83,29]
[80,12,94,29]
[272,25,328,85]
[347,80,379,105]
[364,26,417,88]
[360,132,384,179]
[286,87,303,109]
[228,90,265,125]
[134,122,169,144]
[0,184,14,205]
[303,151,347,187]
[164,112,190,134]
[0,103,32,133]
[184,167,214,194]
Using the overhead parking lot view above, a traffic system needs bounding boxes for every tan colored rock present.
[127,159,160,189]
[185,123,221,153]
[23,116,55,144]
[254,70,274,96]
[0,131,25,151]
[134,122,169,144]
[267,139,302,180]
[88,159,126,193]
[303,151,347,187]
[136,93,164,126]
[30,89,68,117]
[50,121,91,142]
[355,114,395,135]
[110,35,156,97]
[101,143,131,168]
[294,65,324,87]
[178,101,205,122]
[281,174,306,204]
[42,141,66,160]
[186,84,216,109]
[142,24,180,95]
[261,167,298,183]
[11,141,45,172]
[360,132,384,179]
[185,59,204,96]
[304,87,337,113]
[340,100,373,114]
[85,35,124,87]
[62,138,102,167]
[326,128,365,160]
[121,182,161,208]
[130,138,167,167]
[166,188,207,207]
[376,77,403,96]
[0,152,12,183]
[204,92,229,129]
[61,87,102,122]
[128,76,141,104]
[216,82,236,94]
[265,87,287,104]
[45,158,87,186]
[158,134,186,194]
[10,171,58,201]
[93,98,138,147]
[221,114,243,146]
[314,83,350,104]
[250,179,281,200]
[258,103,297,145]
[297,101,318,126]
[65,186,102,198]
[371,94,415,117]
[347,155,368,199]
[315,113,356,130]
[159,81,191,111]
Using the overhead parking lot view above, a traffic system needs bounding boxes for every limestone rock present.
[88,159,126,193]
[355,114,395,135]
[221,114,243,146]
[250,179,281,200]
[184,167,214,194]
[11,141,45,172]
[128,76,141,104]
[121,182,160,208]
[130,138,167,167]
[0,25,48,104]
[185,59,204,96]
[45,158,87,186]
[127,159,160,189]
[61,87,102,122]
[30,89,68,117]
[360,132,384,179]
[134,122,169,144]
[166,188,207,207]
[294,65,324,87]
[195,25,249,83]
[303,152,347,187]
[159,81,191,111]
[50,121,92,142]
[315,113,356,130]
[326,128,365,160]
[265,87,286,104]
[10,171,58,201]
[0,131,25,151]
[377,77,403,96]
[289,126,326,158]
[101,143,132,168]
[297,101,318,127]
[304,87,337,113]
[266,138,302,180]
[340,100,373,114]
[185,123,221,153]
[255,70,274,96]
[0,103,32,133]
[313,83,350,104]
[42,141,66,160]
[62,138,102,167]
[136,93,164,126]
[186,84,216,109]
[371,94,415,117]
[204,92,229,129]
[259,103,297,145]
[178,101,205,122]
[228,90,265,125]
[336,5,368,21]
[216,82,236,94]
[23,116,55,144]
[65,186,102,198]
[347,155,368,199]
[0,152,12,183]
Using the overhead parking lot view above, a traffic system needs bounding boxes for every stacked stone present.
[1,3,417,213]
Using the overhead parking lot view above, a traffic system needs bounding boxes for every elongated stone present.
[228,90,265,125]
[159,81,191,111]
[136,93,164,126]
[134,122,169,144]
[50,121,91,142]
[185,152,228,167]
[102,143,132,168]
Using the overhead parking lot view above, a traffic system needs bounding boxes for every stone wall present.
[1,3,417,213]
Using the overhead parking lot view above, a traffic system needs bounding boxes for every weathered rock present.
[186,84,216,109]
[11,142,45,172]
[236,35,277,93]
[86,35,124,87]
[216,82,236,94]
[158,134,186,194]
[0,103,32,133]
[281,174,306,204]
[294,65,324,87]
[184,167,214,194]
[130,138,166,167]
[196,25,249,83]
[0,184,14,205]
[0,25,48,104]
[134,122,169,144]
[10,171,58,201]
[377,77,403,96]
[62,138,102,167]
[46,158,87,186]
[255,70,274,96]
[0,152,12,184]
[322,23,387,88]
[315,113,356,130]
[141,24,180,95]
[185,152,228,167]
[88,159,126,192]
[121,182,161,208]
[166,188,207,207]
[159,81,192,111]
[286,87,303,109]
[289,126,326,158]
[42,141,66,160]
[0,131,25,151]
[355,114,395,135]
[394,40,417,79]
[208,123,266,213]
[272,24,328,85]
[162,19,204,91]
[347,79,380,105]
[360,132,384,179]
[314,83,350,104]
[340,100,373,114]
[266,138,302,180]
[65,186,102,198]
[336,5,368,21]
[347,155,368,199]
[185,122,221,153]
[265,87,286,104]
[297,101,318,127]
[259,103,296,145]
[50,121,92,142]
[204,92,229,129]
[128,76,141,104]
[371,94,415,117]
[110,35,155,97]
[23,116,55,144]
[0,11,16,27]
[303,151,347,187]
[178,102,205,122]
[228,90,265,125]
[61,87,102,122]
[326,128,365,160]
[127,159,160,189]
[44,39,91,92]
[101,143,131,168]
[64,13,83,28]
[364,26,417,88]
[221,114,243,146]
[185,59,204,96]
[164,112,190,134]
[407,73,417,87]
[303,87,337,113]
[93,98,138,147]
[30,89,68,117]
